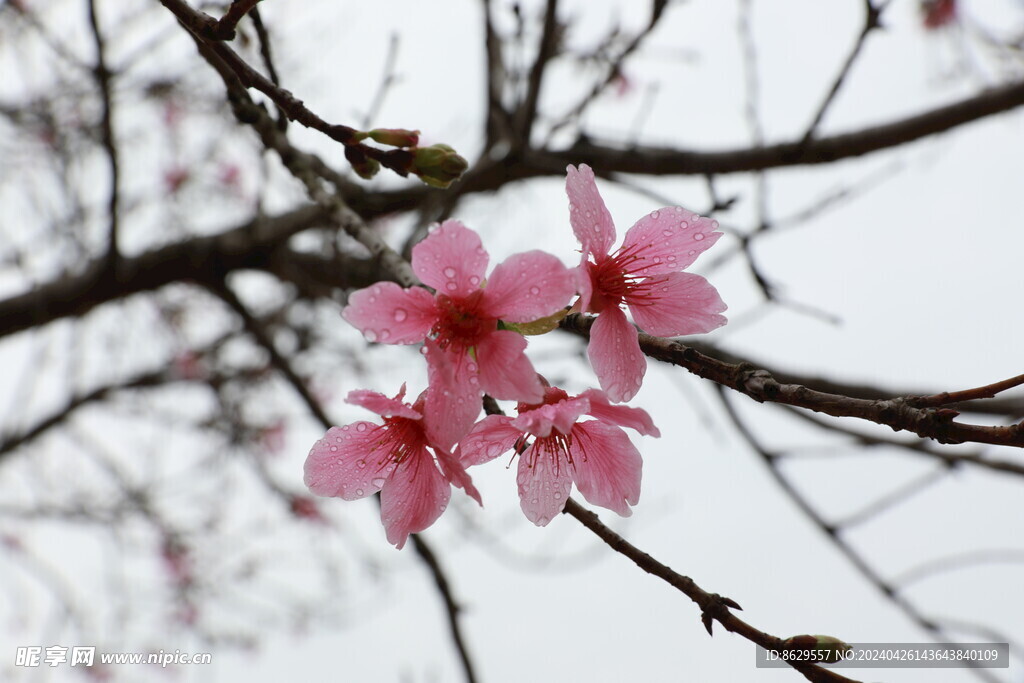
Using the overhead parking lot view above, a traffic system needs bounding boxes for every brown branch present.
[562,498,861,683]
[210,0,262,41]
[908,372,1024,409]
[559,314,1024,448]
[86,0,120,269]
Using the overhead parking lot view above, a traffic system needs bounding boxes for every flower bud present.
[367,128,420,148]
[410,144,468,188]
[345,144,381,180]
[779,635,852,664]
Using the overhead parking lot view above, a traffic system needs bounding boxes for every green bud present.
[345,145,381,180]
[411,144,468,188]
[501,308,568,336]
[367,128,420,148]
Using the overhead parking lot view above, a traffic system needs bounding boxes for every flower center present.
[372,417,427,469]
[431,291,494,350]
[585,245,665,312]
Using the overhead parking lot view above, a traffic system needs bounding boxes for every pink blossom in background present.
[458,386,660,526]
[342,220,576,447]
[921,0,957,29]
[304,385,480,549]
[566,164,727,402]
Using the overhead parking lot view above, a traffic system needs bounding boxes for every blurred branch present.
[86,0,121,270]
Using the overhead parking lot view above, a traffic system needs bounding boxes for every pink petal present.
[565,164,615,257]
[481,251,575,322]
[457,415,522,466]
[619,206,722,277]
[342,282,436,344]
[433,446,482,505]
[568,421,642,517]
[423,340,482,450]
[346,389,422,420]
[411,220,489,298]
[573,260,593,314]
[587,306,646,402]
[627,272,727,337]
[579,389,661,437]
[516,441,574,526]
[379,448,451,549]
[303,424,391,500]
[476,329,544,403]
[511,396,590,438]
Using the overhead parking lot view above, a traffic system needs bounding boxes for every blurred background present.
[1,0,1023,681]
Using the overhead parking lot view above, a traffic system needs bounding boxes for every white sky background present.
[2,0,1024,682]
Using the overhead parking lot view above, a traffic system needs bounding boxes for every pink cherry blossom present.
[566,164,728,402]
[342,220,576,447]
[304,385,480,549]
[458,386,660,526]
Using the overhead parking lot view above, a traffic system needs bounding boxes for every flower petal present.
[512,396,590,438]
[573,260,593,314]
[619,206,722,277]
[434,446,482,505]
[457,415,522,466]
[342,282,436,344]
[579,389,660,437]
[626,272,727,337]
[423,339,481,450]
[379,448,451,549]
[476,329,544,403]
[482,251,575,322]
[565,164,615,257]
[303,423,391,500]
[587,306,645,402]
[568,421,642,517]
[411,220,489,298]
[517,440,574,526]
[346,389,422,420]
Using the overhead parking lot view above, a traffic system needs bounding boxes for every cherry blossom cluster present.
[304,164,727,548]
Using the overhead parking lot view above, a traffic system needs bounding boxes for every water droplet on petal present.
[694,232,705,241]
[445,282,458,292]
[355,488,364,496]
[356,459,367,468]
[537,516,549,526]
[364,330,378,342]
[467,362,478,373]
[330,445,338,452]
[662,229,673,236]
[356,424,367,432]
[419,346,428,355]
[372,477,386,488]
[443,266,457,278]
[651,210,660,219]
[379,329,391,340]
[439,503,447,512]
[529,286,540,296]
[469,275,480,286]
[679,220,689,229]
[688,249,696,256]
[394,309,408,322]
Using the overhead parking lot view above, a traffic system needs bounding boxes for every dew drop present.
[662,229,673,236]
[445,282,458,292]
[468,376,479,386]
[710,220,720,229]
[650,210,660,219]
[469,275,480,286]
[355,488,364,496]
[667,254,677,262]
[356,423,367,432]
[529,286,540,295]
[372,477,386,488]
[688,249,696,256]
[428,224,439,234]
[653,256,662,264]
[694,232,705,241]
[356,459,367,468]
[364,330,378,342]
[467,362,478,373]
[379,329,391,340]
[368,296,377,304]
[537,516,549,526]
[394,309,408,322]
[341,425,350,432]
[330,445,338,452]
[443,266,457,278]
[439,504,447,512]
[420,346,429,355]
